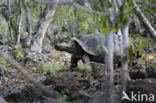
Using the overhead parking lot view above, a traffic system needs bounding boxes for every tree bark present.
[7,0,14,43]
[21,0,32,48]
[105,31,114,103]
[1,1,22,46]
[133,0,156,42]
[103,2,114,102]
[30,1,58,52]
[15,0,22,48]
[121,18,130,91]
[0,97,7,103]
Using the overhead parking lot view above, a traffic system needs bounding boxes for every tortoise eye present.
[73,41,79,47]
[72,43,76,47]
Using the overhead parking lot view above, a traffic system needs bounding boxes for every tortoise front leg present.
[82,55,91,68]
[69,55,80,71]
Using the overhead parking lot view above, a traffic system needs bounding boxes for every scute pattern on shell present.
[72,33,122,56]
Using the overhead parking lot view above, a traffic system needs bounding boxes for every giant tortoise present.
[54,33,122,70]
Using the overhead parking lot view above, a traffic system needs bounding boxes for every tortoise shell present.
[72,33,122,56]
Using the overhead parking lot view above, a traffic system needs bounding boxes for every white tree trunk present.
[105,31,114,103]
[22,0,32,47]
[16,1,22,48]
[104,5,114,102]
[30,1,58,52]
[121,18,130,91]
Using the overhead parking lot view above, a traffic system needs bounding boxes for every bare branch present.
[34,0,73,5]
[133,0,156,42]
[137,2,156,8]
[73,3,108,16]
[0,51,59,97]
[34,0,108,16]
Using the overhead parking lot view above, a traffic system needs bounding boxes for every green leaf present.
[102,46,109,54]
[0,57,6,62]
[114,88,120,94]
[40,62,62,74]
[3,76,8,82]
[96,45,101,51]
[75,64,92,72]
[106,0,112,8]
[63,31,68,35]
[101,28,109,34]
[130,34,140,38]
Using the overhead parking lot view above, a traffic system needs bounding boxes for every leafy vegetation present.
[127,34,153,63]
[39,62,62,74]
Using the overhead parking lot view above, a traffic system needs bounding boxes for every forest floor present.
[0,45,156,103]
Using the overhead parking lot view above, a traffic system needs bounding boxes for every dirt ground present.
[0,49,156,103]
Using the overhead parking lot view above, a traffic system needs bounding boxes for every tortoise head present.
[54,44,60,50]
[54,42,83,55]
[54,43,66,51]
[54,43,73,51]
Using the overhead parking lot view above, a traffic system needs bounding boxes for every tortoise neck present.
[55,44,83,55]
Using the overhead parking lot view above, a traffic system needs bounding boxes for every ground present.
[0,45,156,103]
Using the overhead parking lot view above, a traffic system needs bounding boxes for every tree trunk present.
[104,4,114,102]
[0,96,7,103]
[21,0,32,48]
[7,0,14,43]
[15,0,22,48]
[105,31,114,103]
[30,1,58,52]
[121,18,130,91]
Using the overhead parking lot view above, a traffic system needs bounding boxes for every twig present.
[137,2,156,8]
[133,0,156,42]
[33,0,108,16]
[73,3,108,16]
[34,0,73,5]
[0,51,59,98]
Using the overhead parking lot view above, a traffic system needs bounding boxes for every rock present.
[0,35,8,45]
[69,91,91,102]
[146,67,156,78]
[0,84,41,102]
[129,65,147,79]
[0,45,12,53]
[42,72,93,91]
[130,59,138,66]
[88,92,120,103]
[0,84,61,103]
[22,50,53,66]
[129,69,147,80]
[90,62,105,79]
[42,44,53,54]
[126,79,156,103]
